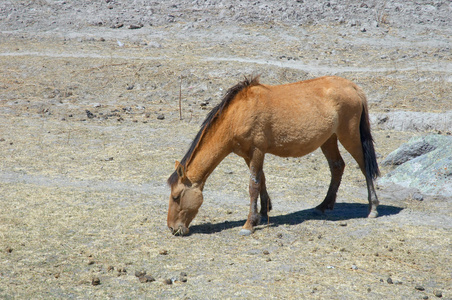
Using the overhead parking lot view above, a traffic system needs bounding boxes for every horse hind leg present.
[316,135,345,213]
[337,131,379,218]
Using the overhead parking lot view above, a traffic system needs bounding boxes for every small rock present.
[339,222,347,226]
[163,278,173,285]
[129,24,143,29]
[139,275,155,283]
[5,247,13,253]
[351,265,358,270]
[433,290,442,298]
[126,84,134,90]
[412,192,424,201]
[135,270,146,277]
[159,249,168,255]
[157,114,165,120]
[107,266,114,272]
[415,285,425,291]
[88,260,95,265]
[177,274,188,283]
[360,27,367,32]
[86,110,95,119]
[387,277,393,284]
[92,277,101,286]
[263,250,270,255]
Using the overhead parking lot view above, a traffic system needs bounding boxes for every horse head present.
[167,161,203,236]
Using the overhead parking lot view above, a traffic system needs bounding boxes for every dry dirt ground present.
[1,1,451,299]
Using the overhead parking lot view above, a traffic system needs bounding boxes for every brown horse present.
[167,76,380,236]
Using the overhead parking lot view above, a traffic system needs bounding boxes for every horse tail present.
[359,91,380,180]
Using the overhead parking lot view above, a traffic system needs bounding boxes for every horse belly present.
[265,109,336,158]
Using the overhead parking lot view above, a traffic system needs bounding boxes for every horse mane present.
[167,76,260,187]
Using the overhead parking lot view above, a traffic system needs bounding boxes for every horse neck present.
[185,120,232,188]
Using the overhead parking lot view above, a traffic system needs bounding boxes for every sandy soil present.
[1,1,451,299]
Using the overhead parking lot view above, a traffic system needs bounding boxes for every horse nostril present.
[169,227,175,234]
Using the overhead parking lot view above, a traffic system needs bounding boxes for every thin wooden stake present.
[179,76,182,120]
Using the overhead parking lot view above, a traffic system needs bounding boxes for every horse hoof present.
[368,211,378,218]
[260,215,269,223]
[313,207,325,216]
[239,229,253,236]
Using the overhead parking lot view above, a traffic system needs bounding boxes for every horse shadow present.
[189,203,403,235]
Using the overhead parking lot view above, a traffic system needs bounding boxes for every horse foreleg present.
[259,172,272,219]
[240,150,265,236]
[243,157,272,222]
[316,136,345,213]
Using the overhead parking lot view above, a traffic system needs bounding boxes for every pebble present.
[87,260,95,265]
[5,247,13,253]
[117,267,127,276]
[387,277,393,284]
[163,278,173,285]
[157,114,165,120]
[86,110,95,119]
[178,273,188,283]
[415,285,425,291]
[139,275,155,283]
[413,192,424,201]
[263,250,270,255]
[135,270,146,277]
[91,277,101,286]
[433,290,442,298]
[159,249,168,255]
[129,24,143,29]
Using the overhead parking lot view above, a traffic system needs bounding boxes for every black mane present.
[167,76,260,187]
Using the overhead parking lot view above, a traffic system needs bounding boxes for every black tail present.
[360,104,380,180]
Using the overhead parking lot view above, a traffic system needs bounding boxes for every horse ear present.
[175,161,186,179]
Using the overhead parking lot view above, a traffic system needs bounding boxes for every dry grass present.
[1,24,451,299]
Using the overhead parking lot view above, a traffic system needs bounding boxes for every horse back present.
[229,76,366,157]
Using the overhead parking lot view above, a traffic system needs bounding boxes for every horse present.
[167,75,380,236]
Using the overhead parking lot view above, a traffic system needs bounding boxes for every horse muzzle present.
[169,224,189,236]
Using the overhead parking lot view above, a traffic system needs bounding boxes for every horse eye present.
[172,195,180,202]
